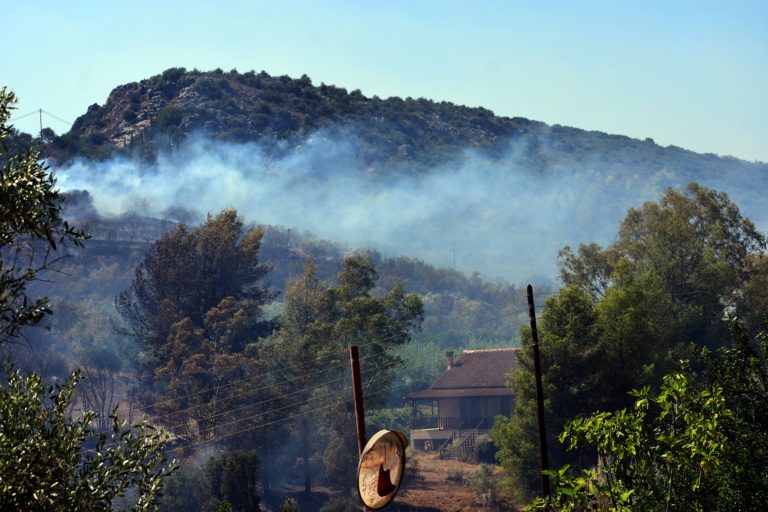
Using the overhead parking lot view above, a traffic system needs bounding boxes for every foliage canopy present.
[0,87,87,342]
[495,183,767,500]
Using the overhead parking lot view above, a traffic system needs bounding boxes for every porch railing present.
[410,416,495,431]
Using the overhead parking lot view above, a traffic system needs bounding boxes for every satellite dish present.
[357,429,408,510]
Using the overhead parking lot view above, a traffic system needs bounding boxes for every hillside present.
[44,67,533,170]
[6,66,763,287]
[24,67,766,183]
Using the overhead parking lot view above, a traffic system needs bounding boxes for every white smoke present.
[56,130,768,283]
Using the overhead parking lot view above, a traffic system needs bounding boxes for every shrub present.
[446,467,465,483]
[156,105,185,132]
[466,464,501,510]
[281,496,300,512]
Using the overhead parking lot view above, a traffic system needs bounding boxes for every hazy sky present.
[4,1,768,162]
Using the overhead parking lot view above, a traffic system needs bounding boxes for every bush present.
[0,361,177,511]
[122,108,137,122]
[161,67,187,82]
[156,105,185,132]
[318,497,359,512]
[446,467,465,483]
[466,464,501,510]
[281,496,300,512]
[401,455,421,491]
[463,433,496,464]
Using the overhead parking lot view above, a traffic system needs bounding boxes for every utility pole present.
[527,284,550,498]
[349,345,370,512]
[349,345,367,455]
[39,109,43,142]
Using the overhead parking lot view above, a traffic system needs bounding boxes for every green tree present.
[0,87,87,342]
[267,255,423,490]
[0,361,177,511]
[697,316,768,510]
[116,210,278,438]
[204,450,260,512]
[117,209,272,361]
[529,372,728,512]
[494,286,602,500]
[560,183,765,349]
[497,184,766,500]
[0,88,175,510]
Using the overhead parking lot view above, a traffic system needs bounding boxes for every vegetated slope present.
[31,67,767,185]
[46,67,533,169]
[34,208,525,345]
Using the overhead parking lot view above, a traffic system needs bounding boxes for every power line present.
[145,289,736,428]
[137,298,531,416]
[120,287,742,449]
[102,306,742,456]
[8,110,39,123]
[158,319,530,442]
[167,369,438,456]
[141,309,530,437]
[40,109,73,126]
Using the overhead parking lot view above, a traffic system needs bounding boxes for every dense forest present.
[2,68,768,511]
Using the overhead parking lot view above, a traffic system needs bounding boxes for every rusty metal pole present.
[350,345,367,455]
[527,284,551,498]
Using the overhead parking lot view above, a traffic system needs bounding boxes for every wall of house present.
[484,397,502,417]
[438,398,460,418]
[438,396,513,420]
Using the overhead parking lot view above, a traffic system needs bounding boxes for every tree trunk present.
[302,419,311,493]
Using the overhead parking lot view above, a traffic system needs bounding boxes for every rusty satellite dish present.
[357,429,408,509]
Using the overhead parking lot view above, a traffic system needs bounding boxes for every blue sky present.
[5,1,768,162]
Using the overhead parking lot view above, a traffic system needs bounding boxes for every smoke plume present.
[57,130,768,283]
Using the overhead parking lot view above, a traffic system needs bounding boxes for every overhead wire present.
[91,291,745,456]
[136,288,736,429]
[165,352,464,455]
[162,316,532,444]
[8,108,73,129]
[137,296,532,417]
[118,286,744,454]
[8,110,39,123]
[40,109,73,126]
[141,304,530,427]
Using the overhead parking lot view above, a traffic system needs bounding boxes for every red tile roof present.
[405,348,519,400]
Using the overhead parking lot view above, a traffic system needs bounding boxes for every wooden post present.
[349,345,367,455]
[527,284,551,498]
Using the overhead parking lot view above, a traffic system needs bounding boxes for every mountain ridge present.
[12,67,765,178]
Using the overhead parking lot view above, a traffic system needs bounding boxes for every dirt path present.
[390,452,520,512]
[261,451,521,511]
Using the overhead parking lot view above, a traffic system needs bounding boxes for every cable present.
[143,319,523,442]
[161,327,528,441]
[123,302,739,455]
[88,309,735,458]
[158,372,349,431]
[138,298,531,416]
[41,109,73,126]
[8,110,40,124]
[166,394,356,455]
[142,308,527,427]
[133,287,739,434]
[167,377,404,456]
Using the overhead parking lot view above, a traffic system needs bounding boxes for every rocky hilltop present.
[9,67,767,186]
[53,67,535,169]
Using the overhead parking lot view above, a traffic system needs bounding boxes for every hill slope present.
[34,67,766,182]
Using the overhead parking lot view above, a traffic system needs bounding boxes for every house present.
[405,348,519,453]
